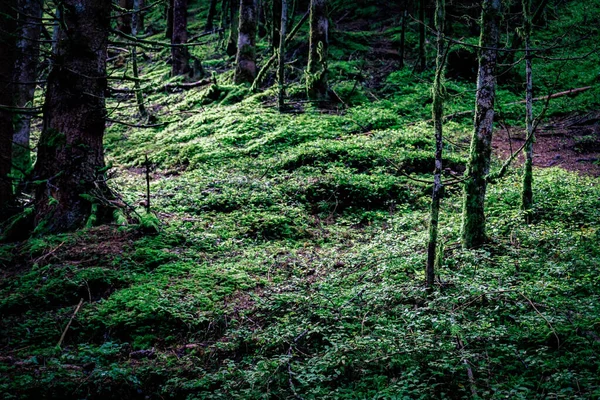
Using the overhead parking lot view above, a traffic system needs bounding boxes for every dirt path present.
[493,112,600,177]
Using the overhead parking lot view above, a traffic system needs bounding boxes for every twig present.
[57,298,84,348]
[519,292,560,349]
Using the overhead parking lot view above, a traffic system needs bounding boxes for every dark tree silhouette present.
[171,0,192,76]
[234,0,257,84]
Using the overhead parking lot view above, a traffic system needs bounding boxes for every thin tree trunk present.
[521,0,534,214]
[171,0,192,76]
[132,0,148,117]
[306,0,328,100]
[272,0,282,49]
[226,0,239,56]
[234,0,257,84]
[205,0,218,31]
[13,0,43,179]
[461,0,501,249]
[117,0,133,34]
[33,0,114,233]
[418,0,426,71]
[166,0,174,39]
[426,0,445,288]
[399,8,407,69]
[0,1,16,209]
[136,0,145,33]
[278,0,287,111]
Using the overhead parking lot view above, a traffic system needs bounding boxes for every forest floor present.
[1,1,600,399]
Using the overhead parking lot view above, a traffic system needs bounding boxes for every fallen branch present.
[106,118,168,129]
[162,78,212,91]
[57,298,84,348]
[520,292,560,349]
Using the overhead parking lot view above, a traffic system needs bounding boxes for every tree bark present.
[13,0,43,180]
[132,0,148,117]
[0,1,16,209]
[461,0,501,249]
[33,0,113,233]
[306,0,328,100]
[278,0,287,111]
[171,0,192,77]
[426,0,445,287]
[205,0,219,31]
[226,0,239,56]
[521,0,534,214]
[399,8,407,69]
[234,0,257,84]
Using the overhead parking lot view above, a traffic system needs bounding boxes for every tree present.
[166,0,174,39]
[520,0,534,214]
[426,0,446,287]
[13,0,43,178]
[117,0,134,34]
[205,0,219,31]
[277,0,287,111]
[32,0,114,233]
[0,0,16,210]
[461,0,502,248]
[234,0,258,84]
[272,0,282,50]
[226,0,239,56]
[171,0,192,77]
[418,0,426,71]
[306,0,328,100]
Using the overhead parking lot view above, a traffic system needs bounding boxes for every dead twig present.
[57,298,84,348]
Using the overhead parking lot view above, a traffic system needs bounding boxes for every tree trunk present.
[278,0,288,111]
[205,0,219,31]
[13,0,43,180]
[166,0,174,39]
[418,0,426,71]
[272,0,282,49]
[171,0,192,77]
[306,0,328,100]
[426,0,445,287]
[0,1,16,210]
[135,0,145,33]
[117,0,133,34]
[521,0,534,214]
[461,0,501,248]
[33,0,113,233]
[132,0,148,117]
[234,0,257,84]
[399,8,407,69]
[226,0,239,56]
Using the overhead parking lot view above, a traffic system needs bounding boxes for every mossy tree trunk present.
[426,0,446,287]
[278,0,287,111]
[171,0,192,77]
[166,0,174,39]
[0,1,16,210]
[205,0,219,31]
[306,0,328,100]
[33,0,114,233]
[234,0,258,84]
[226,0,239,56]
[117,0,133,34]
[461,0,501,249]
[13,0,43,180]
[521,0,534,214]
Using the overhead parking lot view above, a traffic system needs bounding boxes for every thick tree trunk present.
[521,0,534,214]
[13,0,43,180]
[205,0,218,31]
[278,0,287,111]
[306,0,328,100]
[171,0,192,77]
[418,0,426,71]
[426,0,445,287]
[33,0,113,233]
[234,0,257,84]
[461,0,501,248]
[0,2,16,209]
[226,0,239,56]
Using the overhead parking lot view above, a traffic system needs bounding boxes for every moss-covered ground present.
[1,0,599,398]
